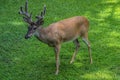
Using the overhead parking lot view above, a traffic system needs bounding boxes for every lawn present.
[0,0,120,80]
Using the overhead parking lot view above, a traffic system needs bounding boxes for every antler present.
[19,0,33,24]
[35,5,46,25]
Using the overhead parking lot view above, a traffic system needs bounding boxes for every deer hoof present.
[70,60,74,64]
[90,59,93,64]
[90,61,93,64]
[55,70,59,75]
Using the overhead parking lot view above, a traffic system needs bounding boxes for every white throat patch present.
[34,30,40,37]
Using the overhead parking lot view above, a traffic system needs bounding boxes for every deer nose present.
[25,35,30,39]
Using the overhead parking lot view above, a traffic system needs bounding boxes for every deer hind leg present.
[70,39,80,64]
[82,32,92,64]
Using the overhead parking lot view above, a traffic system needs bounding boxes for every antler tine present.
[30,12,32,18]
[25,0,28,13]
[40,5,46,17]
[19,7,22,14]
[19,0,32,24]
[19,2,28,16]
[43,5,46,16]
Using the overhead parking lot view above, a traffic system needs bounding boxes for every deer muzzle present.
[25,35,30,39]
[25,30,33,39]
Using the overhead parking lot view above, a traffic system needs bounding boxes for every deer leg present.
[54,44,61,75]
[82,33,92,64]
[70,39,80,64]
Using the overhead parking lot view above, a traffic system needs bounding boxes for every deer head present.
[19,0,46,39]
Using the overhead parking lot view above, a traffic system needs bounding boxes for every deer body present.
[19,1,92,75]
[35,16,89,47]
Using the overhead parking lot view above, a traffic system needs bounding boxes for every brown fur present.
[37,16,89,46]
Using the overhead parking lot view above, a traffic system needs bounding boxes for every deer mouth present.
[25,35,30,39]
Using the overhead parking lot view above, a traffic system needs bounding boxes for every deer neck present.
[34,26,55,47]
[34,27,47,43]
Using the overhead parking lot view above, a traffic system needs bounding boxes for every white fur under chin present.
[34,30,40,37]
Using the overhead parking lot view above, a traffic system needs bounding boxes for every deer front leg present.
[54,44,61,75]
[70,39,80,64]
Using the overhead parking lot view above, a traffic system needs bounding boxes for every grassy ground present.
[0,0,120,80]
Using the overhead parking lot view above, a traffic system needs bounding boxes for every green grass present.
[0,0,120,80]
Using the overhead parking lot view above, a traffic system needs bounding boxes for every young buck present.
[19,0,92,75]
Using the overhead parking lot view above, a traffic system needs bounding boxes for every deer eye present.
[33,27,37,30]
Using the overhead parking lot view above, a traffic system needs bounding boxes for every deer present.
[19,0,92,75]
